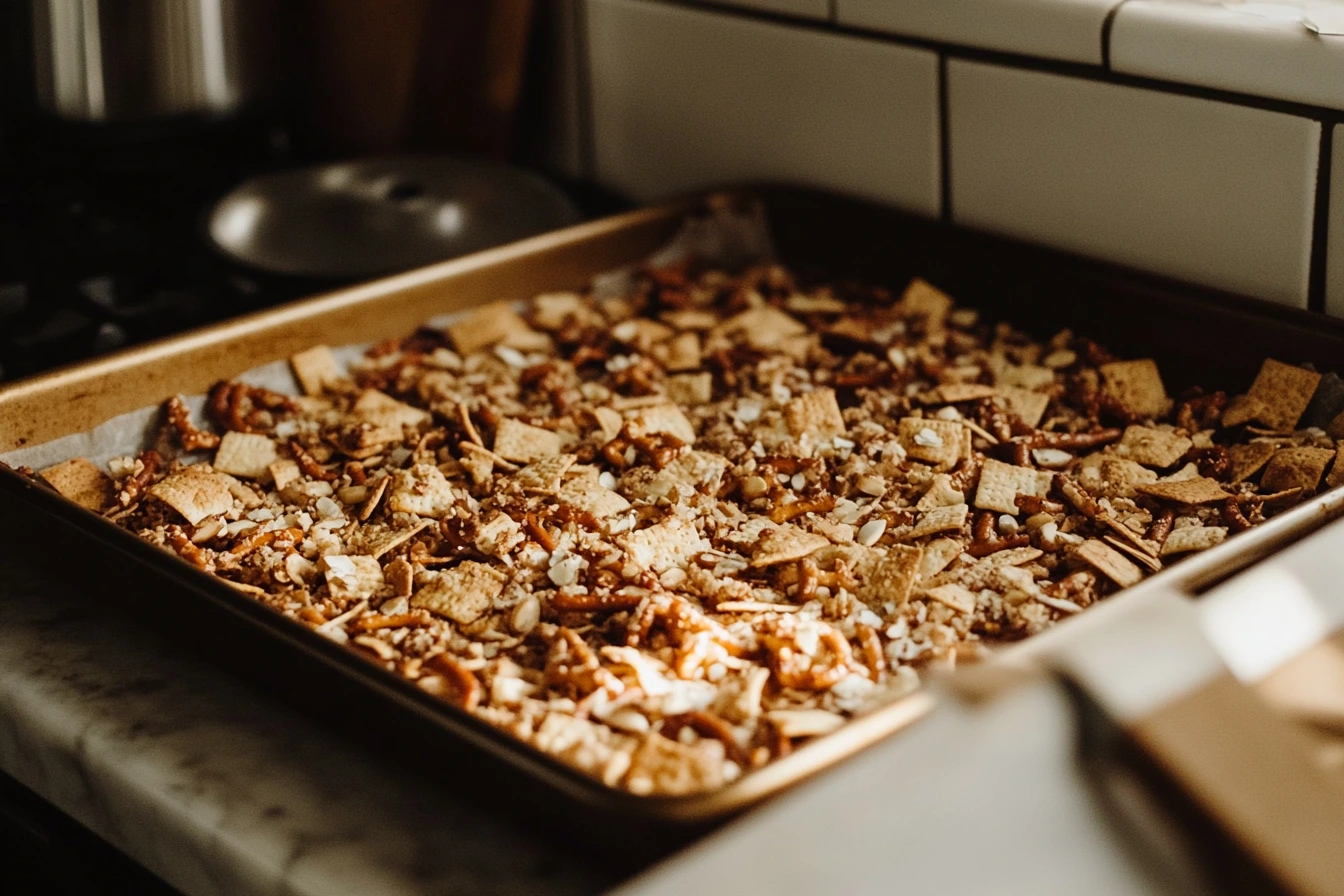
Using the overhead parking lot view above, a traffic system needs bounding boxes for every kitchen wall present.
[551,0,1344,315]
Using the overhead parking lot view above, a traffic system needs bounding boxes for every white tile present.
[1111,1,1344,110]
[947,60,1319,307]
[713,0,830,19]
[1327,124,1344,317]
[837,0,1117,65]
[586,0,941,216]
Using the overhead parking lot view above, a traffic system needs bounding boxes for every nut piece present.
[40,457,114,511]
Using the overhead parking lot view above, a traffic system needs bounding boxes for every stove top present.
[0,161,344,383]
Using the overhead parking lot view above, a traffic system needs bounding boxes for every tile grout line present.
[1099,1,1134,70]
[938,53,952,224]
[1308,122,1334,315]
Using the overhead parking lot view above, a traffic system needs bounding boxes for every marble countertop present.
[0,531,628,896]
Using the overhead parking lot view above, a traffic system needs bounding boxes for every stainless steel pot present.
[29,0,273,122]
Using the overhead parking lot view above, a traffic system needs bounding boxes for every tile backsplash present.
[573,0,1343,312]
[947,60,1320,308]
[586,0,942,216]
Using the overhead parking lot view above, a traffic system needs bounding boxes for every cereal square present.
[1135,477,1230,505]
[39,457,114,512]
[666,372,713,406]
[446,302,532,356]
[1160,526,1227,556]
[493,418,562,463]
[908,503,969,540]
[1100,359,1169,420]
[1261,447,1335,494]
[1236,359,1322,432]
[921,583,978,615]
[512,454,575,494]
[1116,426,1192,469]
[662,332,702,372]
[1074,539,1143,588]
[322,554,384,602]
[997,385,1051,428]
[289,345,344,396]
[974,458,1054,515]
[411,561,507,624]
[750,524,829,567]
[898,417,966,471]
[212,431,278,480]
[784,387,845,438]
[268,458,302,491]
[717,306,806,350]
[1098,458,1158,499]
[620,517,708,573]
[149,466,234,525]
[899,278,953,330]
[627,404,697,445]
[387,464,458,518]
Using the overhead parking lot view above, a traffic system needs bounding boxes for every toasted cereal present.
[921,583,978,615]
[666,372,714,406]
[784,388,845,438]
[937,383,998,403]
[1229,359,1321,432]
[751,525,829,567]
[1227,441,1278,483]
[411,561,507,624]
[446,302,532,355]
[212,432,278,480]
[1100,359,1169,419]
[1161,526,1228,555]
[386,464,458,518]
[899,278,952,330]
[1115,426,1192,469]
[1328,448,1344,490]
[39,457,114,511]
[975,458,1054,515]
[1261,447,1336,494]
[1135,477,1231,505]
[897,417,966,471]
[717,305,806,350]
[1075,539,1143,588]
[997,386,1050,428]
[149,467,234,525]
[512,454,576,494]
[919,537,965,578]
[626,404,697,445]
[289,345,344,395]
[493,418,562,463]
[907,503,969,540]
[322,555,384,602]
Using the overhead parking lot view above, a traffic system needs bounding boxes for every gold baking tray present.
[3,187,1344,828]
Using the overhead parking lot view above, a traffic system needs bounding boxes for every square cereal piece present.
[351,389,432,435]
[39,457,114,512]
[897,417,966,471]
[1098,458,1158,499]
[919,537,965,578]
[411,560,506,625]
[558,467,632,518]
[626,403,697,445]
[474,511,524,557]
[346,520,432,559]
[1234,359,1322,432]
[1116,426,1192,469]
[446,302,532,356]
[1160,526,1227,556]
[750,524,829,567]
[662,332,702,372]
[998,365,1055,391]
[784,387,845,438]
[619,517,708,573]
[1074,539,1144,588]
[921,583,978,615]
[899,278,953,330]
[974,458,1054,515]
[1226,442,1276,483]
[149,466,234,525]
[529,291,586,330]
[493,417,562,463]
[268,458,302,491]
[908,503,969,540]
[212,431,278,480]
[1100,359,1169,420]
[997,385,1050,428]
[1135,477,1230,505]
[321,555,384,602]
[289,345,344,395]
[1261,447,1336,494]
[863,544,924,607]
[387,464,458,518]
[666,372,713,406]
[717,306,807,351]
[512,454,576,494]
